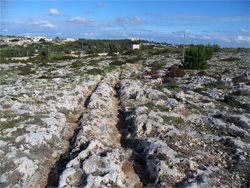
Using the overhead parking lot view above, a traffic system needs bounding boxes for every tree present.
[213,44,220,52]
[181,44,214,70]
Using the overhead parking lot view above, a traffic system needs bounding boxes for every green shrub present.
[166,84,179,90]
[181,44,214,70]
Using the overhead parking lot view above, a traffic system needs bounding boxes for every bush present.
[181,44,214,70]
[232,76,250,84]
[165,68,185,78]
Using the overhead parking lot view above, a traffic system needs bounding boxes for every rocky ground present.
[0,52,249,187]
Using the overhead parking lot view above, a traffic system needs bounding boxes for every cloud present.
[144,12,250,22]
[3,29,8,31]
[42,23,57,28]
[235,35,250,43]
[116,16,146,26]
[240,28,248,34]
[81,32,100,38]
[202,36,211,40]
[29,21,39,25]
[68,17,87,23]
[46,8,66,16]
[185,29,190,34]
[97,2,110,8]
[83,11,94,14]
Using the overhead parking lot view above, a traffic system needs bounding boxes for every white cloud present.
[29,21,39,25]
[68,17,87,23]
[116,15,145,25]
[185,29,190,34]
[235,35,250,43]
[46,8,66,16]
[202,36,211,40]
[97,2,110,8]
[42,23,57,28]
[3,29,8,32]
[82,32,99,38]
[240,28,248,34]
[145,13,250,22]
[83,11,94,14]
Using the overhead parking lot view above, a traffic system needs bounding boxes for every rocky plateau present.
[0,52,249,188]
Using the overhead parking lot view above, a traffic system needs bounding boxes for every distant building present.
[33,36,46,42]
[131,37,139,41]
[45,38,53,42]
[132,44,140,50]
[65,38,76,42]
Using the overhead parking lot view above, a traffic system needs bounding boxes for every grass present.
[104,65,117,72]
[86,68,104,75]
[88,59,99,66]
[0,114,32,131]
[185,102,202,113]
[18,64,36,75]
[162,116,184,124]
[204,81,230,90]
[220,57,241,61]
[148,61,167,70]
[144,102,171,112]
[70,61,85,68]
[48,54,75,60]
[223,95,250,111]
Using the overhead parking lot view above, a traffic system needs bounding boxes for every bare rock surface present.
[0,52,249,188]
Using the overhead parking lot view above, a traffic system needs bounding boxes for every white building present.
[65,38,76,42]
[131,44,140,50]
[131,37,139,41]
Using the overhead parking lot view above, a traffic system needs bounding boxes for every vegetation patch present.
[88,59,99,66]
[220,57,241,61]
[104,65,117,72]
[144,102,171,112]
[181,44,214,70]
[223,95,249,111]
[232,76,250,84]
[70,61,85,68]
[0,114,32,131]
[166,84,179,90]
[86,68,104,75]
[18,64,36,75]
[48,54,75,60]
[165,68,185,78]
[148,61,167,70]
[204,81,230,90]
[196,70,221,79]
[110,60,126,66]
[142,70,161,79]
[232,89,249,96]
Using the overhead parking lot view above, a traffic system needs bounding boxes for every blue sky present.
[1,0,249,47]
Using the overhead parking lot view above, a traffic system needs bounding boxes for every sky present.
[1,0,249,47]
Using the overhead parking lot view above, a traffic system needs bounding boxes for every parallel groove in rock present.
[45,78,103,188]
